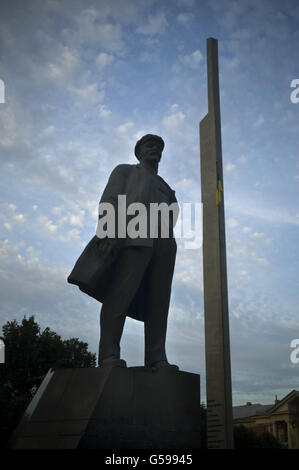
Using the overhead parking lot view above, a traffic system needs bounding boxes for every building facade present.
[233,390,299,449]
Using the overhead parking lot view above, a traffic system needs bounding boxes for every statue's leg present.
[144,237,177,367]
[98,246,151,365]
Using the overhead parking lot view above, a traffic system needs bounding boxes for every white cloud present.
[96,52,115,68]
[249,232,273,247]
[0,237,97,352]
[134,130,148,141]
[93,23,124,51]
[240,270,248,277]
[233,201,299,227]
[46,46,80,81]
[37,215,58,233]
[51,206,63,216]
[250,231,264,240]
[13,213,26,223]
[117,121,134,134]
[58,228,81,243]
[99,104,112,118]
[175,177,193,189]
[70,82,105,104]
[50,204,86,230]
[253,114,265,128]
[136,12,168,36]
[228,218,238,228]
[63,12,125,53]
[229,243,269,267]
[174,248,203,292]
[139,50,160,63]
[179,49,203,68]
[175,0,195,6]
[162,110,186,135]
[170,103,179,113]
[0,107,18,148]
[68,210,85,228]
[225,162,236,173]
[238,154,248,164]
[222,55,240,71]
[176,12,194,28]
[1,203,26,229]
[255,257,269,266]
[42,125,55,136]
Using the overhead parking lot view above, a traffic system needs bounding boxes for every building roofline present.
[233,390,299,422]
[265,390,299,415]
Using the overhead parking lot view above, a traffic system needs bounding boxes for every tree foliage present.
[200,414,282,449]
[233,424,282,449]
[0,315,96,447]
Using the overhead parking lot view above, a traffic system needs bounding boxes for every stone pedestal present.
[11,366,201,449]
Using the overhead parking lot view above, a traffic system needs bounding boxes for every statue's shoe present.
[98,357,127,368]
[149,360,179,371]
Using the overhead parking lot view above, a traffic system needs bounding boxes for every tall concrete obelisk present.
[200,38,234,449]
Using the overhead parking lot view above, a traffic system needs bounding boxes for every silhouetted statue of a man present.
[68,134,179,370]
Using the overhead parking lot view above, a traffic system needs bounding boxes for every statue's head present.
[134,134,164,163]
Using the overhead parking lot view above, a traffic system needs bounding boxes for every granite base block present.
[11,366,201,449]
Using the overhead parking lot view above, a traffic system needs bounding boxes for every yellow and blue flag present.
[216,173,223,205]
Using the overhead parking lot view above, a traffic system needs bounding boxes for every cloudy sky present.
[0,0,298,406]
